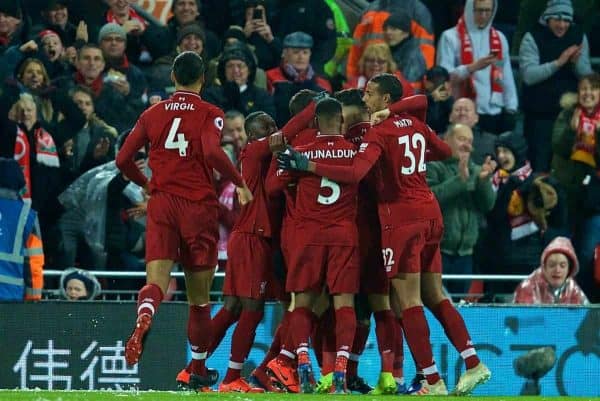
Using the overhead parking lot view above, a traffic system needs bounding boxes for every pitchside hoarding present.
[0,302,598,396]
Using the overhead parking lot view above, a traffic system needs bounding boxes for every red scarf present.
[14,125,60,200]
[75,71,104,96]
[492,161,532,191]
[571,104,600,168]
[457,16,503,100]
[106,8,147,27]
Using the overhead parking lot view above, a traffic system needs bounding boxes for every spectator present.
[423,66,453,135]
[241,0,282,70]
[223,110,248,149]
[551,73,600,301]
[33,0,88,50]
[449,97,496,165]
[437,0,518,134]
[519,0,593,172]
[491,131,533,191]
[483,172,569,297]
[266,32,331,126]
[347,0,435,78]
[383,11,428,89]
[203,46,275,118]
[156,0,221,62]
[57,44,144,134]
[147,23,206,94]
[0,2,25,56]
[60,268,101,301]
[273,0,337,74]
[57,85,118,186]
[98,23,149,101]
[0,158,44,302]
[513,237,589,304]
[426,124,497,296]
[343,42,414,98]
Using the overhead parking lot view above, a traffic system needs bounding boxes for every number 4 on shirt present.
[165,117,189,156]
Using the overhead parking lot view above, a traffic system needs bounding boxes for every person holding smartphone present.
[242,0,282,70]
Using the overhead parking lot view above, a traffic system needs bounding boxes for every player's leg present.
[311,291,332,375]
[329,292,356,393]
[182,266,216,388]
[342,294,372,394]
[208,295,241,355]
[219,296,265,392]
[125,259,175,366]
[365,292,398,394]
[421,272,490,395]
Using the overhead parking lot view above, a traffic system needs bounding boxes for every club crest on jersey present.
[359,143,369,153]
[214,117,224,130]
[393,118,413,128]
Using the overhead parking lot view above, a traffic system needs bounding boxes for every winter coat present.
[551,93,600,221]
[513,236,589,304]
[426,157,496,256]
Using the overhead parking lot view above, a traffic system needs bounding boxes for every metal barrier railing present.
[43,269,528,281]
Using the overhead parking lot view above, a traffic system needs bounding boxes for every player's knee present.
[241,297,264,312]
[368,294,391,312]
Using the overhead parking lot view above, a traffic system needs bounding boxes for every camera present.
[252,8,263,20]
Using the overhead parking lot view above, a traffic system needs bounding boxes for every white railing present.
[43,270,527,281]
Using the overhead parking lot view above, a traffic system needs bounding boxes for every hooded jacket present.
[513,236,589,304]
[437,0,518,115]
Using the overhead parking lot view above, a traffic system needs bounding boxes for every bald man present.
[425,124,497,297]
[449,98,496,165]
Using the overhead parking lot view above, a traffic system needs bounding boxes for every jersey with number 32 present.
[295,135,358,246]
[359,113,448,225]
[129,91,225,201]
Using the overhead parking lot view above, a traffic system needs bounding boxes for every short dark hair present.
[225,109,244,120]
[334,88,366,110]
[289,89,317,116]
[78,43,103,60]
[369,73,403,102]
[315,97,342,121]
[172,51,205,86]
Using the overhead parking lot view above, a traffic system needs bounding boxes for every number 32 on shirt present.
[398,133,426,175]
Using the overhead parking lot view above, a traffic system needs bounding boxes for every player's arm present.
[280,101,316,143]
[277,141,381,184]
[115,115,149,188]
[389,94,428,121]
[424,124,452,161]
[265,155,295,197]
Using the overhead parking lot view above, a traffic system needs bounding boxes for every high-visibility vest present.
[0,197,44,301]
[347,10,435,78]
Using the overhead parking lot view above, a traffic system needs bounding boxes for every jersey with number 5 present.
[361,112,450,224]
[117,91,244,201]
[294,135,358,246]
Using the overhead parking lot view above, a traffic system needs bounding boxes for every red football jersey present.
[116,90,244,201]
[294,135,358,246]
[233,138,277,238]
[358,113,450,225]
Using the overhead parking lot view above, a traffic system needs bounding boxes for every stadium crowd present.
[0,0,598,395]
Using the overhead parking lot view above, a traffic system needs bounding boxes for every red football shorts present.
[146,191,218,271]
[222,232,273,299]
[286,244,360,295]
[381,217,443,277]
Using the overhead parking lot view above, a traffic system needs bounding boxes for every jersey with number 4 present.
[118,91,243,201]
[359,113,448,225]
[295,135,358,246]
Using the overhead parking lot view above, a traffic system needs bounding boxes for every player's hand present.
[268,132,286,153]
[236,183,254,205]
[478,156,497,180]
[277,146,309,171]
[312,91,330,103]
[370,108,390,125]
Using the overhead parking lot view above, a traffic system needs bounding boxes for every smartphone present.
[252,8,263,20]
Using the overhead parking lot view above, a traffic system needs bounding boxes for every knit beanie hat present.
[223,25,246,44]
[384,11,412,33]
[177,23,205,44]
[540,0,574,23]
[98,23,127,43]
[495,131,528,171]
[60,268,101,300]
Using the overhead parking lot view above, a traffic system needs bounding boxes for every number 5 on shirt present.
[165,117,189,156]
[317,177,340,205]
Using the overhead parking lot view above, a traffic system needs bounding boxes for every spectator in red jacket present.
[513,236,589,304]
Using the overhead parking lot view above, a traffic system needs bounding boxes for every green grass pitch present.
[0,391,598,401]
